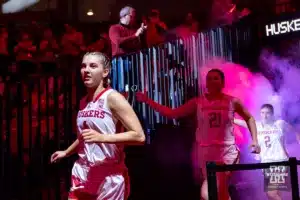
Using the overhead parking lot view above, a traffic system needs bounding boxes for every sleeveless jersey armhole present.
[105,89,125,133]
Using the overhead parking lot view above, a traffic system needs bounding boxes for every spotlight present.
[87,9,94,16]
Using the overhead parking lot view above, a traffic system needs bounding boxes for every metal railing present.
[110,25,254,129]
[206,157,300,200]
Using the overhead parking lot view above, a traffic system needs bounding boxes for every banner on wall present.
[264,12,300,38]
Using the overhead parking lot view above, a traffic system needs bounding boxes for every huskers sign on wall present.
[265,17,300,37]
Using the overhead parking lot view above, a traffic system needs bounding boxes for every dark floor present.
[0,124,298,200]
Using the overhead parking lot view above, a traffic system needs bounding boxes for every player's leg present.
[68,190,78,200]
[200,145,239,200]
[200,179,208,200]
[266,190,281,200]
[219,145,240,200]
[68,190,97,200]
[218,172,231,200]
[97,174,128,200]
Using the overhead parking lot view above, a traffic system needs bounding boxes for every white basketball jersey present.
[257,121,288,162]
[76,88,125,165]
[196,94,235,146]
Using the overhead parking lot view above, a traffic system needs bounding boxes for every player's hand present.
[50,150,67,163]
[253,154,261,161]
[136,92,148,103]
[135,23,147,37]
[249,142,260,154]
[82,129,104,143]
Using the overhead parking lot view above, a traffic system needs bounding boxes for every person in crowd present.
[184,12,199,33]
[0,26,9,78]
[146,9,167,47]
[109,6,147,57]
[39,28,59,74]
[109,6,147,92]
[61,24,85,57]
[14,32,37,75]
[87,32,111,57]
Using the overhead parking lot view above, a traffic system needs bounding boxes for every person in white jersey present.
[136,68,260,200]
[234,103,300,200]
[50,52,145,200]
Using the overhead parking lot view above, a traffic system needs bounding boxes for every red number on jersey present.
[208,112,222,128]
[264,136,271,148]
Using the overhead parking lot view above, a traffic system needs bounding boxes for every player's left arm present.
[104,91,145,145]
[277,120,300,143]
[233,98,260,152]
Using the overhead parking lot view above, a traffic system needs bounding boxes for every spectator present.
[39,28,59,95]
[39,28,59,74]
[275,0,294,14]
[0,26,9,77]
[61,24,85,57]
[87,32,111,57]
[184,12,199,33]
[0,27,8,56]
[146,9,167,47]
[109,6,147,57]
[14,32,36,61]
[14,32,37,75]
[109,6,147,91]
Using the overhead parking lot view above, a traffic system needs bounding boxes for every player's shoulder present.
[222,94,240,103]
[194,96,206,105]
[107,90,127,103]
[109,24,122,31]
[274,119,286,127]
[255,121,262,128]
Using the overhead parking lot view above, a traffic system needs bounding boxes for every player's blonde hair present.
[83,52,111,87]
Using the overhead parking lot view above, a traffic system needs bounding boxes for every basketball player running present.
[136,69,260,200]
[234,104,300,200]
[50,52,145,200]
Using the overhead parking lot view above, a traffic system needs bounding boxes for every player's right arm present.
[64,139,80,156]
[136,92,197,119]
[233,98,260,153]
[50,139,79,163]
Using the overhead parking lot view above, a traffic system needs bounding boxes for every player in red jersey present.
[51,52,145,200]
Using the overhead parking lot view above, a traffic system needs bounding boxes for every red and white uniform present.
[194,94,239,176]
[70,88,129,200]
[257,121,288,163]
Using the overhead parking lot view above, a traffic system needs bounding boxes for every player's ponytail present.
[103,77,111,88]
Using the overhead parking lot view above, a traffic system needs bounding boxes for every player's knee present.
[200,190,208,200]
[201,180,208,200]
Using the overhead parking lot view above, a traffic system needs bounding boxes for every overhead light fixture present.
[87,9,94,16]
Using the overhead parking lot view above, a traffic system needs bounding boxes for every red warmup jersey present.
[109,24,141,57]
